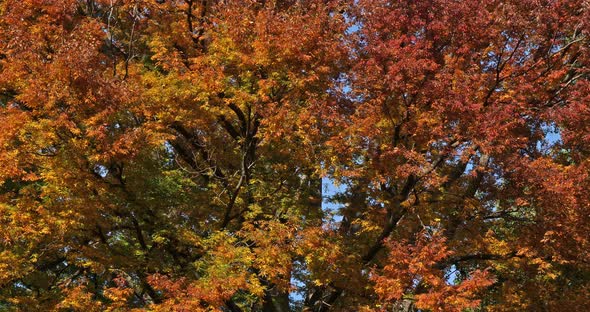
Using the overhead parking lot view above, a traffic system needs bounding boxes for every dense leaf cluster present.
[0,0,589,311]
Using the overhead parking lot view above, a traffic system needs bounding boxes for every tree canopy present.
[0,0,589,311]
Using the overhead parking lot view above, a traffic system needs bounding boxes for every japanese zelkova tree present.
[0,0,589,311]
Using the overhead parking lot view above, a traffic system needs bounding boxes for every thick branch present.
[171,122,229,185]
[435,251,526,270]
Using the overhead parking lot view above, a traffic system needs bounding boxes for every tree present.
[0,0,589,311]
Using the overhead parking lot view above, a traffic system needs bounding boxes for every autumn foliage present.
[0,0,589,311]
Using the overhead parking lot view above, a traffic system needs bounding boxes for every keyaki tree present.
[0,0,589,311]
